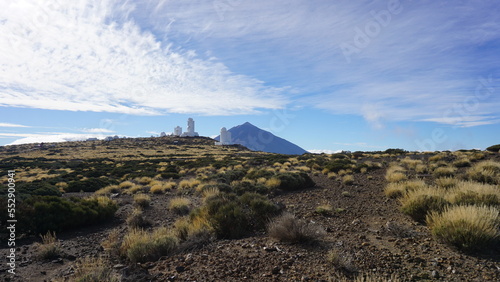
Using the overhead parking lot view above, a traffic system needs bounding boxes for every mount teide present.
[215,122,308,155]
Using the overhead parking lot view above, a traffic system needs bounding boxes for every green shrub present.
[17,195,117,234]
[16,182,62,196]
[194,192,279,239]
[486,144,500,152]
[66,178,118,192]
[276,172,315,191]
[324,159,354,173]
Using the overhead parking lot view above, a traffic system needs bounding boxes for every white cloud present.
[0,122,30,128]
[0,0,287,116]
[80,128,115,133]
[4,133,108,145]
[307,149,342,154]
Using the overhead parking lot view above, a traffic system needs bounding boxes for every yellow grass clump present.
[73,256,118,282]
[433,166,457,178]
[168,197,192,215]
[95,185,120,196]
[327,172,337,179]
[434,177,459,189]
[466,160,500,184]
[384,179,427,198]
[426,205,500,251]
[150,181,176,194]
[400,187,449,222]
[120,227,178,263]
[178,178,202,190]
[447,181,500,206]
[342,175,354,185]
[119,180,135,189]
[401,157,423,170]
[133,193,151,208]
[265,177,281,189]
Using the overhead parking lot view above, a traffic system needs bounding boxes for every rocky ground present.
[2,156,500,281]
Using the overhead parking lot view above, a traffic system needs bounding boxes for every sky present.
[0,0,499,152]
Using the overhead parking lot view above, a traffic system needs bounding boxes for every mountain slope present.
[215,122,308,155]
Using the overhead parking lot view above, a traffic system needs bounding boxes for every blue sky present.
[0,0,499,152]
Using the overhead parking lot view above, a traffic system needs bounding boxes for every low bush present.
[400,188,449,222]
[427,205,500,251]
[126,208,151,229]
[275,172,315,191]
[267,212,326,243]
[486,144,500,152]
[17,195,117,234]
[66,178,118,192]
[192,192,280,239]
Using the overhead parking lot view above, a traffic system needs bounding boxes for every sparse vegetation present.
[35,231,61,260]
[267,212,326,243]
[72,256,118,282]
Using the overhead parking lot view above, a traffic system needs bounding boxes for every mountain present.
[215,122,308,155]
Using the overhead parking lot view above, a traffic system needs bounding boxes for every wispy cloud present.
[0,0,287,116]
[80,128,115,133]
[149,0,500,127]
[0,122,30,128]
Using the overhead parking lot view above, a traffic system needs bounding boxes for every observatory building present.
[173,126,182,136]
[215,127,232,145]
[180,118,199,137]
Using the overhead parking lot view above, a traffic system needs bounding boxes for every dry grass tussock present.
[384,179,427,198]
[466,160,500,184]
[179,178,202,190]
[267,212,326,243]
[264,177,281,189]
[174,216,214,243]
[150,181,176,194]
[133,193,151,208]
[385,171,407,183]
[120,227,179,263]
[400,187,449,222]
[342,175,354,185]
[401,157,423,170]
[446,181,500,206]
[72,256,118,282]
[95,185,121,195]
[35,231,61,260]
[434,177,459,189]
[168,197,192,215]
[427,205,500,251]
[433,166,457,178]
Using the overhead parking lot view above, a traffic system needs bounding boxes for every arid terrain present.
[1,138,499,281]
